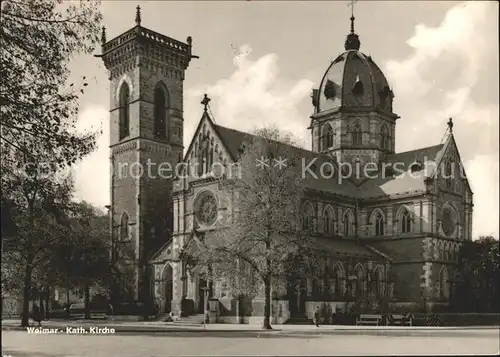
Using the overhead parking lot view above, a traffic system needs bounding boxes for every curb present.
[2,325,498,333]
[1,325,278,333]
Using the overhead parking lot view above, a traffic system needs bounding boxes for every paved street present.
[2,328,499,356]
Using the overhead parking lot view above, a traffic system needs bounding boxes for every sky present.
[69,1,499,239]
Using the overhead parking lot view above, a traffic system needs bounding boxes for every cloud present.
[384,1,499,238]
[72,47,314,209]
[465,155,499,238]
[184,45,314,149]
[73,2,498,239]
[73,106,109,209]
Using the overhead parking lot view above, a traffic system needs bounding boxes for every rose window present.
[195,191,218,226]
[441,206,456,237]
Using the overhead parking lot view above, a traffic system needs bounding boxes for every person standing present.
[314,306,321,327]
[32,303,42,327]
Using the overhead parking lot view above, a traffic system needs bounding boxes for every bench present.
[356,314,382,326]
[389,314,413,326]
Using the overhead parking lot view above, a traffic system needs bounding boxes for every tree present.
[67,202,110,319]
[1,155,74,326]
[1,0,102,166]
[183,126,314,329]
[1,0,103,326]
[42,201,109,319]
[450,236,500,313]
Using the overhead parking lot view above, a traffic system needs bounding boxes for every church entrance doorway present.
[288,279,306,317]
[162,264,173,313]
[198,278,208,313]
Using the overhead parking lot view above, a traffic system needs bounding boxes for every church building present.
[99,6,473,323]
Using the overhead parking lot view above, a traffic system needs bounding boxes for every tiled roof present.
[213,124,359,197]
[213,124,251,161]
[312,237,386,260]
[385,144,444,171]
[356,144,445,199]
[213,123,445,200]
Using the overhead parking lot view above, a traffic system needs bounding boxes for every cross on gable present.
[201,93,211,112]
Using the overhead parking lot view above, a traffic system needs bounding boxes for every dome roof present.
[314,49,394,114]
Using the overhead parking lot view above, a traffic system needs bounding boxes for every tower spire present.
[348,0,357,33]
[101,26,106,45]
[345,0,360,51]
[135,5,141,26]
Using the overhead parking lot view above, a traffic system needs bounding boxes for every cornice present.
[310,106,400,121]
[101,26,192,80]
[111,140,137,155]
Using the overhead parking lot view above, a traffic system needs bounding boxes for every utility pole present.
[236,258,240,324]
[201,286,209,330]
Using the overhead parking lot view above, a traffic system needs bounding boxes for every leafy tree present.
[450,236,500,313]
[183,126,314,329]
[67,202,109,319]
[1,0,103,326]
[1,0,102,166]
[40,201,109,318]
[1,153,74,326]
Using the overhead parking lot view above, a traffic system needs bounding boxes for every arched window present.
[401,208,412,233]
[119,83,130,140]
[438,240,445,260]
[198,149,205,177]
[353,265,364,298]
[330,263,344,299]
[439,267,449,299]
[120,213,129,241]
[223,158,228,173]
[375,212,384,236]
[445,161,453,188]
[380,124,390,150]
[322,124,334,150]
[154,86,167,138]
[323,206,335,235]
[352,77,364,96]
[351,122,362,145]
[343,211,352,236]
[302,202,315,231]
[208,147,214,173]
[372,266,384,296]
[444,242,450,260]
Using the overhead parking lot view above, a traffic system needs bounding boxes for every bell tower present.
[99,6,197,303]
[310,6,398,169]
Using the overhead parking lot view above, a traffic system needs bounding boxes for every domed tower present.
[310,14,399,166]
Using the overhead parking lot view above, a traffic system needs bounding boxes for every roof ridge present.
[391,143,444,156]
[213,124,335,162]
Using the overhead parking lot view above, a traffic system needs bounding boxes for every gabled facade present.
[101,9,473,322]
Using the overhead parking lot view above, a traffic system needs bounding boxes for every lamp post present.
[104,204,114,306]
[236,258,240,324]
[201,286,209,330]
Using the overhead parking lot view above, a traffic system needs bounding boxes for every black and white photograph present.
[1,0,499,356]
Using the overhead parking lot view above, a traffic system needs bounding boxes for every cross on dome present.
[347,0,358,33]
[344,0,360,50]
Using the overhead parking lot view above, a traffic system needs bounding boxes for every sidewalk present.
[2,318,498,333]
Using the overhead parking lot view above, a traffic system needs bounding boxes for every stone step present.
[174,314,205,324]
[285,316,314,325]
